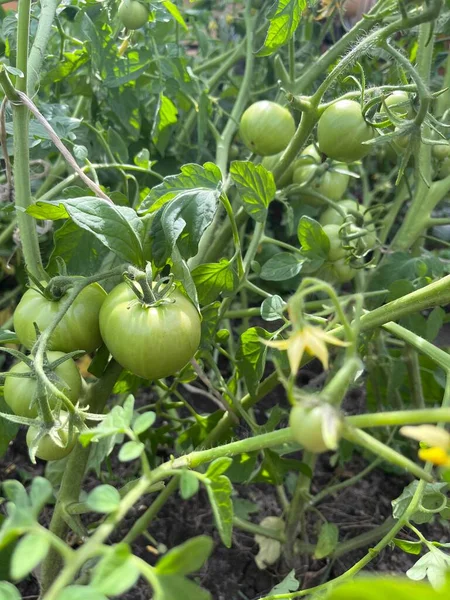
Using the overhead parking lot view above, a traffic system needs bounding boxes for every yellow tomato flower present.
[264,324,348,374]
[400,425,450,467]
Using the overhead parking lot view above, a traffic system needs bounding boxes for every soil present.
[1,369,449,600]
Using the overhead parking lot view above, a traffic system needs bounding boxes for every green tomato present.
[317,100,374,163]
[290,404,341,453]
[293,161,350,207]
[322,224,346,261]
[319,200,360,227]
[380,91,413,118]
[432,144,450,161]
[4,352,81,418]
[438,156,450,179]
[261,151,295,188]
[26,412,76,461]
[332,258,357,283]
[14,282,107,353]
[239,101,295,156]
[118,0,149,29]
[99,282,202,380]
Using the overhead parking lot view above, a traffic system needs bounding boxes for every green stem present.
[233,516,286,543]
[122,477,179,544]
[27,0,58,94]
[342,425,433,481]
[0,219,16,247]
[12,0,47,282]
[404,345,425,408]
[346,406,450,429]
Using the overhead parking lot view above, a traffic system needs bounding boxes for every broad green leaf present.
[107,127,129,163]
[394,538,423,555]
[171,246,199,308]
[261,295,287,321]
[162,0,188,30]
[205,476,233,547]
[140,162,222,213]
[226,453,259,484]
[0,398,19,457]
[10,533,50,580]
[233,498,259,520]
[28,198,144,266]
[91,544,140,596]
[325,576,448,600]
[257,0,306,57]
[230,161,275,222]
[179,471,200,500]
[392,482,448,524]
[369,252,443,291]
[298,216,330,259]
[200,302,221,351]
[206,457,233,479]
[0,583,21,600]
[133,412,156,435]
[47,220,110,277]
[152,93,178,146]
[314,522,339,559]
[156,536,213,575]
[236,327,272,397]
[118,441,145,462]
[29,477,53,515]
[260,252,303,281]
[148,166,220,265]
[192,259,238,304]
[55,586,108,600]
[269,570,300,594]
[86,485,121,514]
[153,574,211,600]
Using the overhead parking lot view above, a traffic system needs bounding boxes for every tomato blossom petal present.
[400,425,450,449]
[418,447,450,467]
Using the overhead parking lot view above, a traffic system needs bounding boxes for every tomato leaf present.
[179,471,200,499]
[236,327,272,397]
[314,522,339,559]
[269,570,300,595]
[393,538,423,555]
[192,259,239,304]
[28,198,145,266]
[230,160,275,222]
[205,474,233,548]
[206,457,233,479]
[152,93,178,148]
[156,536,213,576]
[162,0,188,30]
[261,295,287,321]
[91,544,140,596]
[260,252,304,281]
[147,166,221,266]
[325,576,448,600]
[10,532,50,580]
[86,485,121,514]
[0,583,21,600]
[153,574,211,600]
[53,586,108,600]
[298,216,330,259]
[257,0,306,57]
[118,441,145,462]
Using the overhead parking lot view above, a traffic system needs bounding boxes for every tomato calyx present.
[124,265,177,308]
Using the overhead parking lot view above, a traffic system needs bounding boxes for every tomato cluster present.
[6,274,201,461]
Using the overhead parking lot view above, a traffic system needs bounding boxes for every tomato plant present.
[317,100,375,163]
[239,101,295,156]
[13,283,107,353]
[0,0,449,598]
[99,282,201,380]
[3,352,82,418]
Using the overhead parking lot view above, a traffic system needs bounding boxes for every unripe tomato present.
[293,156,350,207]
[432,144,450,161]
[438,157,450,179]
[331,258,357,283]
[118,0,149,29]
[290,404,341,453]
[239,101,295,156]
[322,224,346,261]
[26,412,76,461]
[13,282,107,353]
[317,100,374,163]
[319,200,360,227]
[4,352,81,418]
[380,91,413,118]
[261,151,295,188]
[99,282,201,380]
